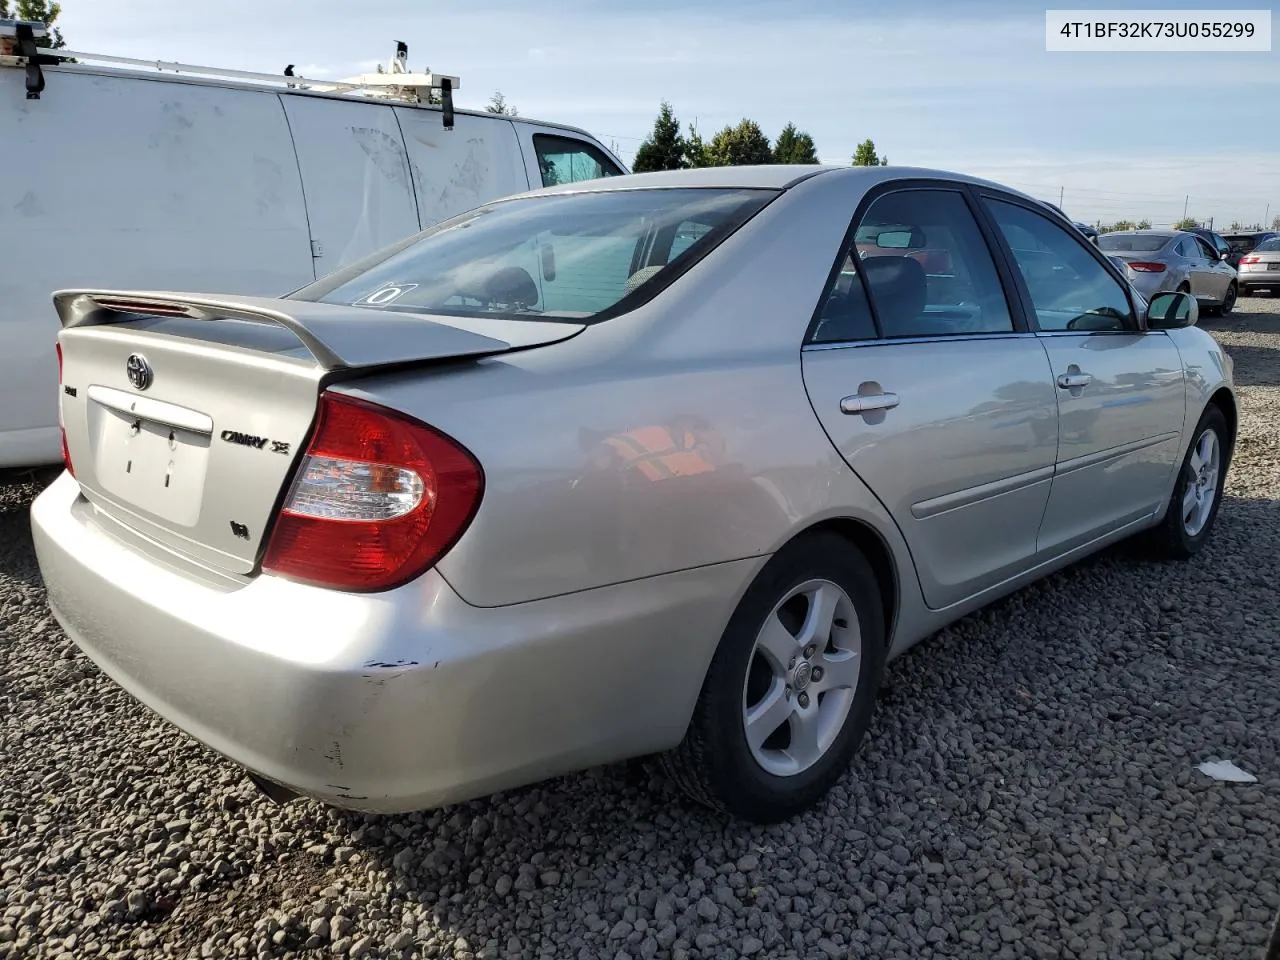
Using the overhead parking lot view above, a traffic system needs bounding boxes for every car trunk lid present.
[54,289,583,576]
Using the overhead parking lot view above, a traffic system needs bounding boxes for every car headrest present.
[483,265,540,308]
[861,255,926,335]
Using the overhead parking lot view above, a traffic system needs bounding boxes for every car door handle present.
[1056,372,1093,389]
[840,392,900,414]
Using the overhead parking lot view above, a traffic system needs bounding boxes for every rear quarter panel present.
[330,173,919,611]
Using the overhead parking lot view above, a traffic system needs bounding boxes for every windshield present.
[1097,234,1170,253]
[1254,238,1280,253]
[292,188,776,322]
[1228,234,1267,253]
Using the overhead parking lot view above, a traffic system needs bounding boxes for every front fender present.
[1158,326,1236,517]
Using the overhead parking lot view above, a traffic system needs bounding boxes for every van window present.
[533,134,624,187]
[294,187,775,323]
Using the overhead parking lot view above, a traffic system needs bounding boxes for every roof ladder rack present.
[0,18,56,99]
[0,34,461,126]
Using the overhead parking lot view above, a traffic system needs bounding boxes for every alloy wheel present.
[741,579,862,777]
[1182,427,1220,537]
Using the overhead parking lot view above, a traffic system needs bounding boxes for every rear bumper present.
[31,473,752,813]
[1238,268,1280,291]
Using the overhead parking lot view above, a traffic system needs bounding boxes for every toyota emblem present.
[125,354,153,391]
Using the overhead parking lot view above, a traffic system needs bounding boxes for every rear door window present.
[810,188,1014,343]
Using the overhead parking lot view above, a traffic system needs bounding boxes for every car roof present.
[507,164,1047,203]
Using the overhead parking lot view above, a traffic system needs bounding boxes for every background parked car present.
[1073,222,1100,244]
[1191,227,1233,264]
[1223,230,1280,271]
[1237,236,1280,297]
[1041,202,1098,244]
[1096,229,1238,316]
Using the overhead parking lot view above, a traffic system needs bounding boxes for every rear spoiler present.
[53,289,585,372]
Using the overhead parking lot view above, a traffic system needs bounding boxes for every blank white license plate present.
[91,407,211,527]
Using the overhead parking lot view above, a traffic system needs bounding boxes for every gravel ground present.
[2,298,1279,960]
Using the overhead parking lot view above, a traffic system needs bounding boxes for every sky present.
[57,0,1279,230]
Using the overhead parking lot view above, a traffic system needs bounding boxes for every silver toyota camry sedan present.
[1096,229,1239,316]
[32,165,1236,824]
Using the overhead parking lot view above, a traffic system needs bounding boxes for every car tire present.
[660,531,886,823]
[1218,282,1237,316]
[1239,286,1252,298]
[1136,404,1229,561]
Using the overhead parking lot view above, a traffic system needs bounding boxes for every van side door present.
[394,111,530,228]
[280,96,421,277]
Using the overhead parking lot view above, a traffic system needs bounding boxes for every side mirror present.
[1147,290,1198,329]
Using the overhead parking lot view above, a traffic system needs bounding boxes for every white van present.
[0,24,627,477]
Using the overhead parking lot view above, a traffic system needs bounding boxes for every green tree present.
[851,138,888,166]
[1173,217,1198,231]
[632,101,686,173]
[705,119,772,167]
[485,91,518,116]
[772,122,818,164]
[1136,218,1152,229]
[1,0,65,47]
[682,122,711,169]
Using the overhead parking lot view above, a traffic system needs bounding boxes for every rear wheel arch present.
[684,517,901,726]
[662,527,890,821]
[777,517,899,648]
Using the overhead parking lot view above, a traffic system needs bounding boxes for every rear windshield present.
[292,188,775,322]
[1254,238,1280,253]
[1226,234,1266,253]
[1097,234,1170,253]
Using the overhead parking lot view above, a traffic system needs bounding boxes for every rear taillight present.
[1240,255,1261,265]
[261,392,483,593]
[56,341,74,478]
[1127,261,1167,273]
